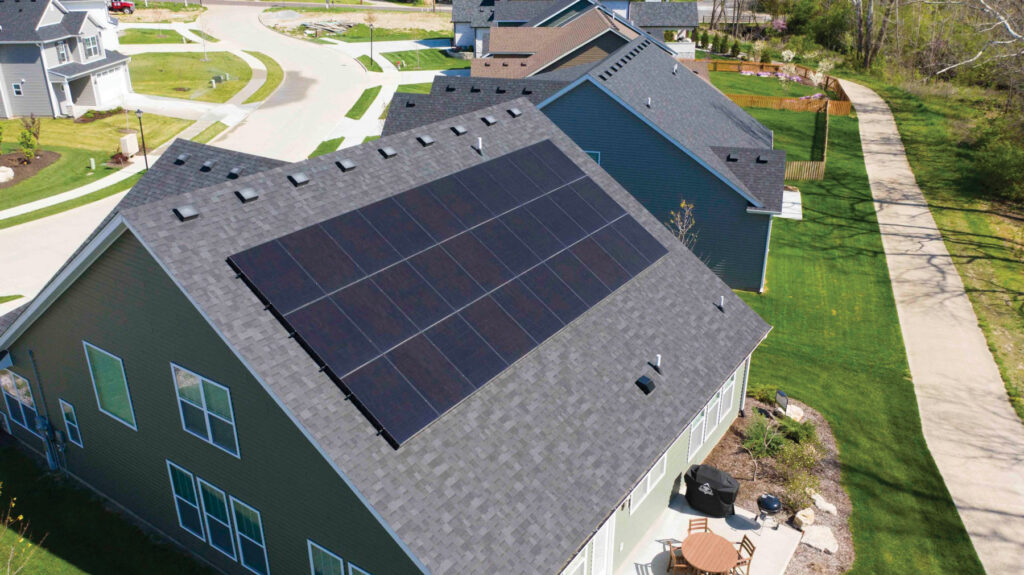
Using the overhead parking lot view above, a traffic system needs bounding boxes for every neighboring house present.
[0,102,770,575]
[385,38,785,291]
[0,0,131,118]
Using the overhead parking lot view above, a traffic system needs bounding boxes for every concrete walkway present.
[842,78,1024,575]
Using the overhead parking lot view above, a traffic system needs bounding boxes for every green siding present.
[2,232,420,575]
[541,81,772,291]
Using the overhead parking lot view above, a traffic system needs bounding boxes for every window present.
[0,370,38,435]
[348,564,371,575]
[59,399,83,447]
[629,453,667,513]
[83,35,100,58]
[561,547,587,575]
[687,407,706,460]
[232,497,269,575]
[584,151,601,165]
[56,40,69,64]
[198,478,236,560]
[721,370,737,420]
[308,541,344,575]
[12,83,22,96]
[704,390,722,442]
[172,364,239,457]
[166,461,205,541]
[0,411,10,434]
[84,342,137,429]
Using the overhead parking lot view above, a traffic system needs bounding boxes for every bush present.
[776,440,820,479]
[748,386,776,405]
[778,417,818,444]
[782,470,819,510]
[18,130,37,162]
[761,49,772,63]
[742,413,785,458]
[700,30,709,49]
[731,39,741,57]
[974,136,1024,204]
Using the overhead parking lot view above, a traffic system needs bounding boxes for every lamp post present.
[135,109,149,170]
[369,24,374,67]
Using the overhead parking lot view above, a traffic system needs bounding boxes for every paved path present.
[842,78,1024,575]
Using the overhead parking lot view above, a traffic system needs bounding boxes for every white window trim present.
[348,564,371,575]
[704,391,722,443]
[308,540,344,575]
[0,411,10,434]
[231,496,269,575]
[561,545,588,575]
[197,477,237,561]
[1,369,40,437]
[721,371,737,421]
[628,452,667,514]
[59,398,84,448]
[56,40,69,64]
[83,341,138,430]
[12,83,23,96]
[583,150,601,164]
[166,460,206,542]
[170,363,240,458]
[83,35,101,59]
[687,407,707,461]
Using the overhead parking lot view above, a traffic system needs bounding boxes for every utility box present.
[120,133,139,157]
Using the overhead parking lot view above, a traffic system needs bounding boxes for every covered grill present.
[683,464,739,518]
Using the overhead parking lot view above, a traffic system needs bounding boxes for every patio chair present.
[731,534,756,575]
[666,541,692,574]
[688,517,709,535]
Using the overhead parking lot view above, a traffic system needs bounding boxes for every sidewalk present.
[841,78,1024,575]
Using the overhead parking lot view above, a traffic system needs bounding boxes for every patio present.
[618,492,802,575]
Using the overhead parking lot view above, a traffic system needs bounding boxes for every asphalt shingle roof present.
[47,50,130,80]
[711,147,786,213]
[627,1,698,28]
[120,100,770,574]
[0,0,79,43]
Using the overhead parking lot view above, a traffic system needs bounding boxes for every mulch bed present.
[0,149,60,189]
[704,399,855,575]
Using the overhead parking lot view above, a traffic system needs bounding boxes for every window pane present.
[170,467,197,503]
[86,346,135,426]
[174,367,204,406]
[200,485,229,523]
[208,520,234,557]
[239,538,268,575]
[209,417,237,454]
[4,395,24,426]
[12,374,33,408]
[311,546,344,575]
[62,402,78,425]
[202,383,232,421]
[181,402,208,438]
[177,499,204,537]
[67,425,82,446]
[233,502,263,544]
[0,371,14,396]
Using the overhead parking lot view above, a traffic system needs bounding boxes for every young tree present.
[666,200,699,251]
[731,39,742,56]
[2,485,46,575]
[18,114,40,142]
[18,130,36,163]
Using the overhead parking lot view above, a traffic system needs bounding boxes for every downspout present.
[739,354,752,417]
[28,350,61,470]
[758,215,773,293]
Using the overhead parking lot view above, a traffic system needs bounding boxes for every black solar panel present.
[228,140,668,447]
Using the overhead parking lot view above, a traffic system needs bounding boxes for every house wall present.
[39,2,66,27]
[601,0,629,19]
[536,31,627,75]
[541,80,771,291]
[0,232,422,575]
[73,20,105,63]
[0,45,55,117]
[69,75,95,106]
[454,22,474,47]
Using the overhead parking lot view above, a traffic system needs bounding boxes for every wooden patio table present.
[680,531,738,574]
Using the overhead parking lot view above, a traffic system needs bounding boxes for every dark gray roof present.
[452,0,493,24]
[383,77,566,136]
[711,147,786,213]
[627,1,698,28]
[0,0,79,43]
[48,50,130,80]
[524,0,592,26]
[0,304,27,336]
[493,0,565,22]
[121,100,770,575]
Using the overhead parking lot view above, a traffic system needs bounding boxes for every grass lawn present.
[356,55,382,73]
[397,82,432,94]
[334,24,450,43]
[129,52,252,103]
[363,135,380,143]
[0,145,118,211]
[189,29,219,42]
[191,121,228,144]
[738,114,984,573]
[119,2,205,23]
[309,137,344,158]
[118,28,190,44]
[0,444,211,574]
[242,51,285,104]
[0,295,22,304]
[345,85,381,120]
[745,108,817,162]
[382,49,470,71]
[0,173,142,230]
[710,71,827,98]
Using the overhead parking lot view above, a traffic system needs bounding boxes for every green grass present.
[381,49,470,71]
[334,24,450,43]
[129,52,252,103]
[709,71,827,98]
[0,445,212,574]
[309,137,345,158]
[345,85,381,120]
[745,108,817,162]
[363,135,380,143]
[0,173,142,230]
[189,29,219,42]
[738,114,984,573]
[118,28,190,44]
[0,295,22,304]
[242,51,285,104]
[356,55,383,73]
[190,121,228,144]
[0,145,119,211]
[397,82,432,94]
[0,113,189,153]
[134,1,204,13]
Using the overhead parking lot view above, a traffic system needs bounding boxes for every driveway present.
[842,78,1024,575]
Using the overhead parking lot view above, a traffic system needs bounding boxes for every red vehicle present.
[108,0,135,14]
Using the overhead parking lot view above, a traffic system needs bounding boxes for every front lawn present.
[242,51,285,104]
[190,121,228,144]
[345,85,381,120]
[710,71,827,98]
[309,137,344,158]
[118,28,190,44]
[739,115,984,573]
[382,49,470,71]
[745,108,817,162]
[397,82,432,94]
[356,55,382,73]
[189,29,219,42]
[129,52,252,103]
[335,24,450,43]
[0,444,211,574]
[0,173,143,230]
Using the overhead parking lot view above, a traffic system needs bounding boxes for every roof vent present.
[172,205,199,222]
[228,167,243,179]
[646,97,652,108]
[635,375,656,395]
[235,188,259,203]
[756,155,769,164]
[598,73,607,81]
[174,153,191,165]
[474,136,484,155]
[502,62,509,67]
[726,153,738,162]
[522,88,533,95]
[445,85,456,92]
[379,146,398,159]
[673,63,678,75]
[496,86,506,94]
[520,62,526,67]
[508,107,522,118]
[336,158,357,172]
[417,135,435,147]
[483,62,491,67]
[201,159,216,172]
[481,115,497,126]
[404,99,416,108]
[717,295,726,312]
[650,354,663,375]
[470,85,481,92]
[452,125,468,136]
[288,172,310,187]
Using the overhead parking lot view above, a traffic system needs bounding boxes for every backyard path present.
[841,78,1024,575]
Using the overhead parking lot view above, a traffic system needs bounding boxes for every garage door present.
[93,66,126,108]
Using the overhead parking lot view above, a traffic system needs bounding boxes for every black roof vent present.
[235,188,259,203]
[417,135,435,147]
[404,99,416,108]
[636,375,656,395]
[598,73,606,81]
[507,107,522,118]
[726,153,738,162]
[201,159,216,172]
[496,86,506,94]
[452,125,468,136]
[172,205,199,222]
[379,146,398,159]
[470,85,481,93]
[228,167,243,179]
[288,172,310,187]
[522,88,533,95]
[481,115,498,126]
[756,155,769,163]
[445,84,455,92]
[174,153,191,165]
[336,158,357,172]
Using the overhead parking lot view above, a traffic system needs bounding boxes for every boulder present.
[812,493,837,515]
[794,507,815,530]
[0,166,13,184]
[787,404,805,422]
[802,525,838,554]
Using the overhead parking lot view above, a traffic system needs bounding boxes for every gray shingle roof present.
[0,0,78,43]
[711,147,786,213]
[493,0,566,22]
[47,50,130,80]
[121,100,770,575]
[452,0,493,24]
[627,1,698,28]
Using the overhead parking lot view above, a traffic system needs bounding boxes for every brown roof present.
[473,9,637,78]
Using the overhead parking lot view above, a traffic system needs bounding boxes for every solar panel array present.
[229,140,668,446]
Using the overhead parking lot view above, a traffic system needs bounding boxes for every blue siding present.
[542,81,771,291]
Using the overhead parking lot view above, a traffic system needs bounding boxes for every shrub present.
[760,50,772,63]
[742,412,785,459]
[776,440,820,479]
[730,39,741,57]
[748,386,776,405]
[18,130,37,162]
[782,470,819,509]
[778,417,818,444]
[974,136,1024,204]
[700,30,709,49]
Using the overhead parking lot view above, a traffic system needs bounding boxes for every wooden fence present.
[783,105,830,181]
[726,93,828,113]
[784,161,826,180]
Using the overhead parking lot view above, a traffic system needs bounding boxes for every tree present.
[666,200,699,251]
[701,29,710,49]
[18,130,36,163]
[932,0,1023,76]
[18,114,40,142]
[731,39,742,56]
[2,484,46,575]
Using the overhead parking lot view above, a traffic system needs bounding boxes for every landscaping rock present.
[794,507,815,530]
[802,525,838,554]
[0,166,12,184]
[812,492,837,515]
[787,404,805,422]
